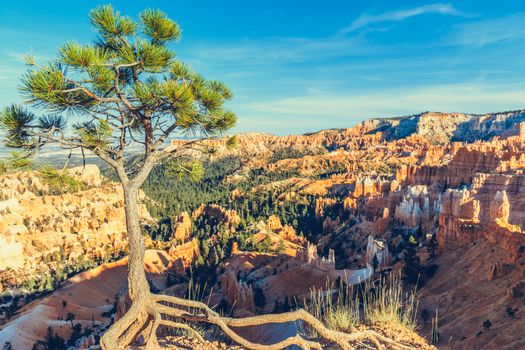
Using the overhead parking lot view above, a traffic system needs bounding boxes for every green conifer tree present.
[0,5,235,349]
[404,235,421,285]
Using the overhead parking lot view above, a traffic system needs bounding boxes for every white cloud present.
[444,13,525,46]
[340,3,465,34]
[182,35,376,68]
[241,83,525,123]
[2,49,48,63]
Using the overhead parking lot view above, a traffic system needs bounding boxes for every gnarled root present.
[101,292,418,350]
[100,296,158,350]
[143,303,161,350]
[152,294,416,350]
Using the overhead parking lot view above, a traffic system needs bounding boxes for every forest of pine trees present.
[137,152,352,285]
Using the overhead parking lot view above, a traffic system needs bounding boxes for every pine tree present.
[68,323,83,347]
[201,239,210,258]
[483,319,492,329]
[404,235,421,285]
[0,5,236,349]
[196,255,205,267]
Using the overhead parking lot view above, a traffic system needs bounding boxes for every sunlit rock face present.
[171,211,192,242]
[221,270,255,316]
[441,188,480,221]
[0,165,152,289]
[68,164,102,186]
[168,238,200,274]
[394,185,432,229]
[489,190,510,224]
[0,236,24,270]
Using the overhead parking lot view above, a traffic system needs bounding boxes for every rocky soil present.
[156,336,245,350]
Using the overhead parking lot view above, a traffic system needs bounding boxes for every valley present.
[1,110,524,349]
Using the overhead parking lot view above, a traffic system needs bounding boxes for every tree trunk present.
[123,185,150,301]
[100,184,153,350]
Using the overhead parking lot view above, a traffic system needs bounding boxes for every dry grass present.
[306,285,359,334]
[324,306,359,333]
[161,276,211,339]
[363,274,418,330]
[304,272,418,336]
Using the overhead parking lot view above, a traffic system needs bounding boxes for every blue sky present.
[1,1,525,134]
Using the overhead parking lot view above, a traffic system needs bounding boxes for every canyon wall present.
[0,165,152,291]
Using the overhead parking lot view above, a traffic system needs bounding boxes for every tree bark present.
[123,185,150,301]
[100,184,153,350]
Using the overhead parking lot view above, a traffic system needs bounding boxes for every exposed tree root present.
[143,304,161,350]
[100,301,143,350]
[100,292,420,350]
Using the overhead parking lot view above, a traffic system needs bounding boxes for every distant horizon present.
[235,107,525,136]
[1,106,523,164]
[1,0,525,134]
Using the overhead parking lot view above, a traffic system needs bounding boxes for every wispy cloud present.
[444,13,525,47]
[238,82,525,131]
[340,3,465,34]
[183,35,377,69]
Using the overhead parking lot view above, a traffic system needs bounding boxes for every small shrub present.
[506,307,517,318]
[483,319,492,329]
